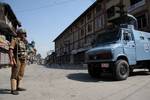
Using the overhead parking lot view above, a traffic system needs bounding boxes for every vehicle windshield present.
[95,29,121,45]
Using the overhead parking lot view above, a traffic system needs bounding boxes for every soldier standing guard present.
[9,28,27,95]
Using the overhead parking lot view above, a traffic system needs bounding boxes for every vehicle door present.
[122,29,136,65]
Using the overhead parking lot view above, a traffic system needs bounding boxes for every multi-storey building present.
[54,0,106,64]
[106,0,150,32]
[0,2,21,67]
[53,0,150,64]
[0,3,21,35]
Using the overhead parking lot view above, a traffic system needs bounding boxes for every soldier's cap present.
[17,28,27,37]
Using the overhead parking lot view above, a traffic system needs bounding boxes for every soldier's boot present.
[11,79,19,95]
[17,80,26,91]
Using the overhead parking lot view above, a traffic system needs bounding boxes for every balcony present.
[128,0,146,12]
[0,19,16,36]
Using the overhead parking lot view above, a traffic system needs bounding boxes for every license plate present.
[101,63,109,68]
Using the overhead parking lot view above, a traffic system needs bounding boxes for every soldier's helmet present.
[16,28,27,37]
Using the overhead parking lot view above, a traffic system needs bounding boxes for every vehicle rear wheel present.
[88,64,101,78]
[113,60,129,80]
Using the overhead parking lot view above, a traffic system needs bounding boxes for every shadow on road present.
[67,73,115,82]
[45,64,86,70]
[67,71,150,82]
[0,89,11,94]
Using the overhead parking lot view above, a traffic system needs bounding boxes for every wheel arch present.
[116,55,129,63]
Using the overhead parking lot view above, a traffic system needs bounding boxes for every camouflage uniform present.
[9,29,27,95]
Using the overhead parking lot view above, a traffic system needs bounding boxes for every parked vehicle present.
[86,24,150,80]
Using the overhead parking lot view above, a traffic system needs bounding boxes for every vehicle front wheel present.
[113,60,129,81]
[88,64,101,78]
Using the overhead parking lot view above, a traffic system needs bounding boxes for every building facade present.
[0,2,21,67]
[106,0,150,32]
[54,1,107,64]
[53,0,150,64]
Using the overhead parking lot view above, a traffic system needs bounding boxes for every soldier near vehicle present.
[9,28,27,95]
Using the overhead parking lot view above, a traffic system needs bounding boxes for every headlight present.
[89,52,113,60]
[98,52,112,59]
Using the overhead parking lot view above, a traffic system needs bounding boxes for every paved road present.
[0,64,150,100]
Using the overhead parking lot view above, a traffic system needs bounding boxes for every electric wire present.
[16,0,78,13]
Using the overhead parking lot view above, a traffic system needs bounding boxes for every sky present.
[1,0,96,58]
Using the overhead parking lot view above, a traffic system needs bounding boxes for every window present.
[87,13,92,21]
[70,34,73,43]
[70,44,73,50]
[74,31,78,41]
[95,15,104,30]
[95,4,102,15]
[80,28,85,37]
[80,19,84,26]
[107,6,115,18]
[130,0,142,5]
[74,42,78,49]
[86,37,91,45]
[80,39,84,48]
[123,32,133,41]
[87,23,93,33]
[78,28,85,39]
[78,40,81,48]
[137,14,147,29]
